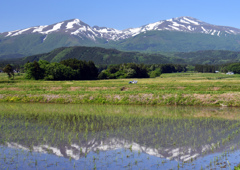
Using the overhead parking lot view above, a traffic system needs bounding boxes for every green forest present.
[23,59,188,80]
[24,59,98,80]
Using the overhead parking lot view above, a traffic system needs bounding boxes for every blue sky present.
[1,0,239,33]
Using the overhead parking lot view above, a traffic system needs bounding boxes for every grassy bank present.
[1,72,240,106]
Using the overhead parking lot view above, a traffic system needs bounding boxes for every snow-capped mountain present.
[1,16,240,59]
[2,16,240,41]
[2,19,125,41]
[127,16,240,36]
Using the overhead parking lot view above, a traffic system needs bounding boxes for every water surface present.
[0,103,240,169]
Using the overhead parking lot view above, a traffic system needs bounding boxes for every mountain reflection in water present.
[1,103,240,169]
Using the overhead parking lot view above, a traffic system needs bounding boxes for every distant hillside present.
[22,46,174,65]
[21,46,240,66]
[1,46,240,69]
[172,50,240,65]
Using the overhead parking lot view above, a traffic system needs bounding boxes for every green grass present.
[1,72,240,106]
[235,164,240,170]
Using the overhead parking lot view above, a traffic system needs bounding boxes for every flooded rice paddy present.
[1,103,240,169]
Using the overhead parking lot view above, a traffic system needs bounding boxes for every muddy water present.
[0,103,240,169]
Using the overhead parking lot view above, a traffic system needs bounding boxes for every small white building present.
[226,72,234,75]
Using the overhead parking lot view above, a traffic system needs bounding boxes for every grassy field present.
[0,72,240,106]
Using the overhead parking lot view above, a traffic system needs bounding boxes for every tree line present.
[98,63,187,79]
[194,65,217,73]
[194,63,240,73]
[22,60,188,80]
[4,59,240,80]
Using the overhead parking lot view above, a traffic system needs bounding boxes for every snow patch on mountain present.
[201,26,207,32]
[211,30,217,35]
[179,19,190,24]
[144,21,164,30]
[44,22,64,34]
[169,25,180,30]
[183,17,200,25]
[33,25,48,33]
[43,35,48,42]
[11,28,32,36]
[66,19,81,29]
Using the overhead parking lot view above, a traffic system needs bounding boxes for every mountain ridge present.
[2,16,240,40]
[1,16,240,59]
